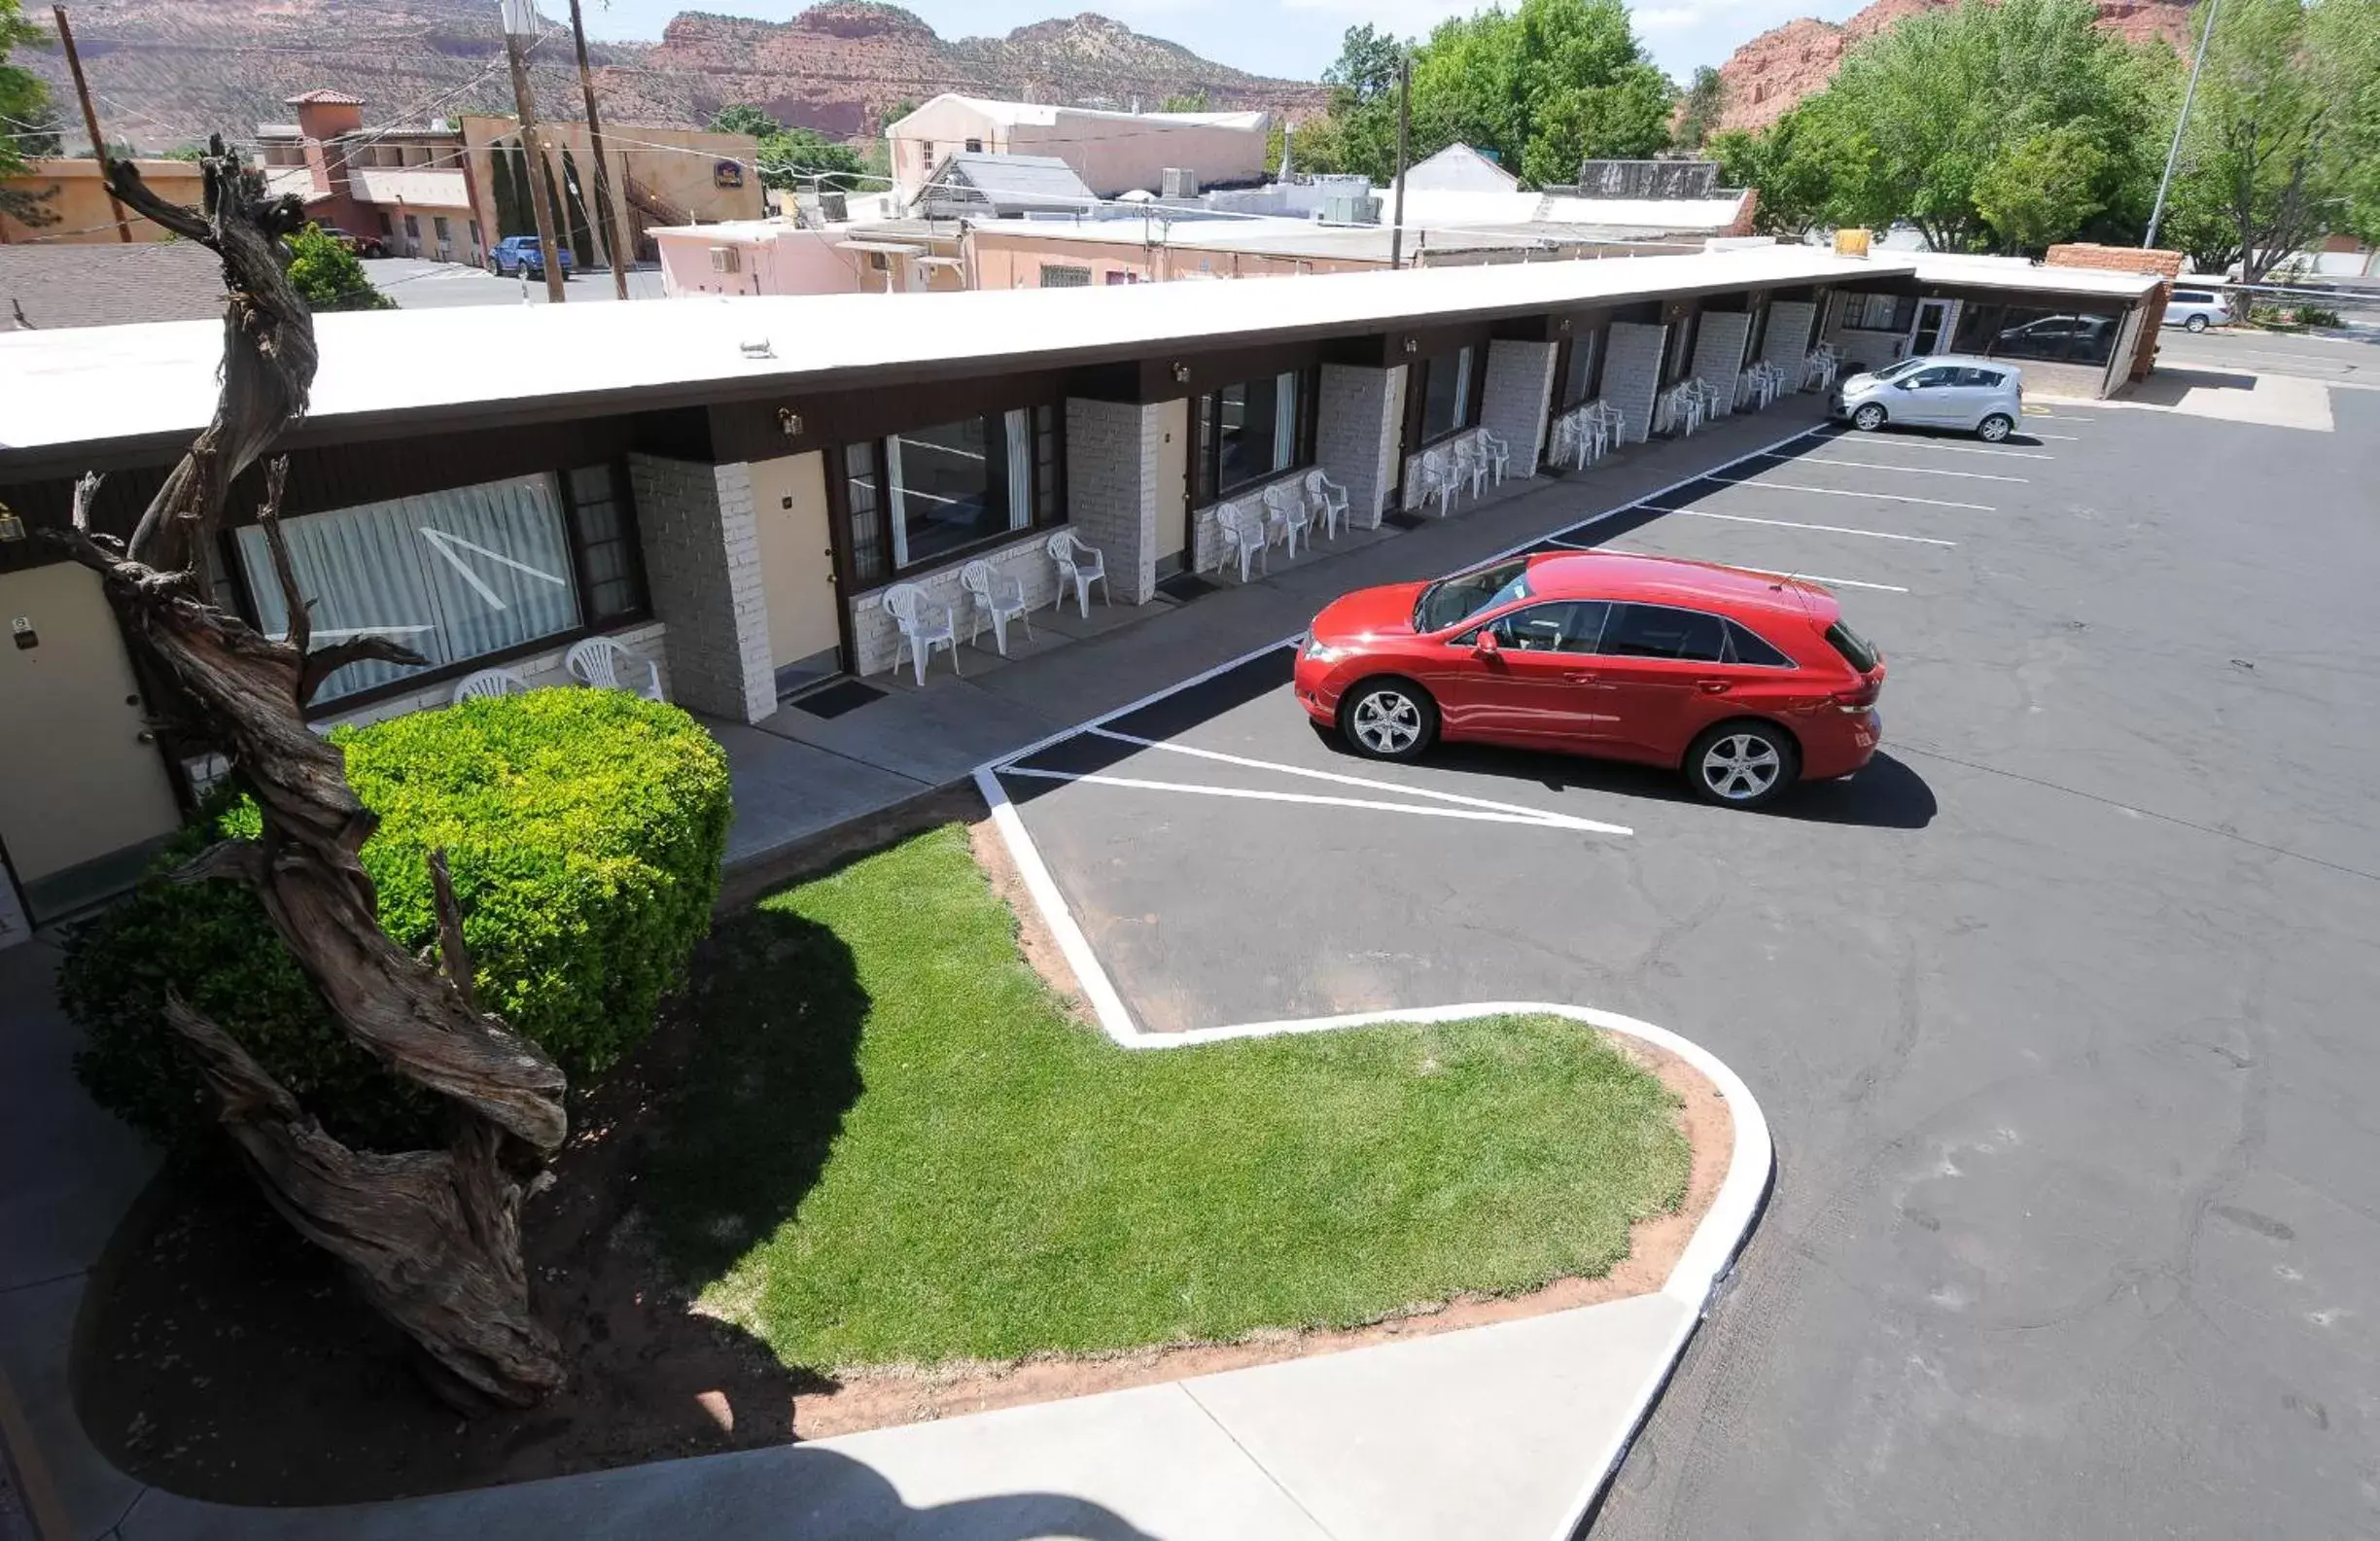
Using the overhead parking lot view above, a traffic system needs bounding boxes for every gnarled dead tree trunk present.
[49,142,568,1408]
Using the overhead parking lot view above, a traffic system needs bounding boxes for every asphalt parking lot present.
[996,387,2380,1536]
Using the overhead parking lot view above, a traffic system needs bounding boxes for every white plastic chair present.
[1586,400,1625,456]
[1803,346,1839,391]
[1303,469,1348,540]
[882,581,961,685]
[1475,428,1510,485]
[565,635,663,701]
[1215,501,1270,582]
[1414,447,1458,517]
[451,667,530,705]
[1045,531,1108,617]
[959,558,1033,657]
[1451,436,1487,499]
[1260,481,1312,559]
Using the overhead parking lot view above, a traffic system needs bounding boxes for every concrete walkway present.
[718,398,1830,867]
[0,403,1811,1540]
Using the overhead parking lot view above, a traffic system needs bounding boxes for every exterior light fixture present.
[1558,316,1572,333]
[778,408,804,437]
[0,501,23,543]
[1402,336,1419,354]
[740,338,775,360]
[1171,362,1191,384]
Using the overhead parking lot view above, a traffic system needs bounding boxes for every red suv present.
[1294,550,1885,808]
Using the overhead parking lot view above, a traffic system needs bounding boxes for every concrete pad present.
[2084,368,2335,431]
[126,1382,1331,1541]
[706,719,928,867]
[1182,1291,1689,1541]
[757,679,1069,789]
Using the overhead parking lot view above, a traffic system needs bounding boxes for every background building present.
[888,95,1268,200]
[0,158,203,245]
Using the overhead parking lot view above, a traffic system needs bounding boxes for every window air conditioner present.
[710,246,741,274]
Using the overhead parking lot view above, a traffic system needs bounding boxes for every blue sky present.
[579,0,1873,88]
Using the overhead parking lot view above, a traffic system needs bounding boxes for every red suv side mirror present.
[1471,630,1501,659]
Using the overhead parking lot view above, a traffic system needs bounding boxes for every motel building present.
[0,246,2164,924]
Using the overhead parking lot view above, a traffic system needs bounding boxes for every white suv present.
[2164,288,2229,333]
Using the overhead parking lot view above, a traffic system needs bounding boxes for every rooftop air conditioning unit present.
[820,191,848,223]
[1161,166,1200,199]
[710,245,742,274]
[1319,193,1381,226]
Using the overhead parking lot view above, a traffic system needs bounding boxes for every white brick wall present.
[1479,338,1557,476]
[631,454,776,723]
[848,528,1065,678]
[1315,362,1402,528]
[1065,398,1161,606]
[1603,322,1669,444]
[1762,300,1816,373]
[1691,312,1753,414]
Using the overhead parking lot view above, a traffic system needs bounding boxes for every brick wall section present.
[1761,299,1816,374]
[847,529,1065,678]
[1479,338,1557,475]
[1065,398,1161,606]
[1690,311,1753,414]
[1316,362,1403,528]
[1603,322,1669,443]
[630,454,775,723]
[2047,243,2184,382]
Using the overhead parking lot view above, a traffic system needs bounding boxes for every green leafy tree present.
[286,224,394,311]
[1713,0,2169,251]
[1974,122,2112,250]
[559,147,595,263]
[1673,65,1729,150]
[2164,0,2380,281]
[1,0,58,229]
[161,143,210,161]
[1407,0,1675,185]
[756,125,866,190]
[709,102,780,137]
[1159,89,1211,112]
[1323,22,1404,104]
[489,142,528,238]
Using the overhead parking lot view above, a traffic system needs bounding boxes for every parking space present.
[995,389,2380,1536]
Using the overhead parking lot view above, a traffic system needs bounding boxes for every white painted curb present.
[969,432,1812,1537]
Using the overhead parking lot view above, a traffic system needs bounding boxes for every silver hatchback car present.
[1829,354,2025,441]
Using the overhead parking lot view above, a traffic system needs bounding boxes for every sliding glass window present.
[1418,346,1475,443]
[1196,368,1317,504]
[233,468,641,705]
[842,406,1062,588]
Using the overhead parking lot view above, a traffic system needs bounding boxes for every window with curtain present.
[1418,346,1474,442]
[1843,293,1916,333]
[236,473,584,704]
[1198,368,1314,503]
[842,407,1058,584]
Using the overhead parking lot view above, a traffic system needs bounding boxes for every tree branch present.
[169,838,267,888]
[299,636,430,706]
[253,460,306,657]
[429,849,477,1014]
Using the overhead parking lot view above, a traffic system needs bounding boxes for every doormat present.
[789,679,887,719]
[1157,572,1220,602]
[1383,510,1430,531]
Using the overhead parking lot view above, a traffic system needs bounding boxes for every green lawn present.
[646,824,1691,1369]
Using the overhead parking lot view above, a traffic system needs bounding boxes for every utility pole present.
[566,0,630,300]
[2146,0,2220,250]
[1388,53,1411,270]
[499,0,567,303]
[52,7,132,243]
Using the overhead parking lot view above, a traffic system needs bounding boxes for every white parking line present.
[1643,508,1957,545]
[1705,476,1994,511]
[1761,452,2026,483]
[1732,567,1910,594]
[1819,438,2054,460]
[2023,412,2095,423]
[998,766,1632,834]
[1088,726,1633,832]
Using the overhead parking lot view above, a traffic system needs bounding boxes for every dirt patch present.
[73,816,1735,1505]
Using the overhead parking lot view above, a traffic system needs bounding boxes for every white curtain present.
[237,473,579,703]
[1271,372,1297,473]
[1004,407,1032,530]
[884,435,912,569]
[1452,348,1475,428]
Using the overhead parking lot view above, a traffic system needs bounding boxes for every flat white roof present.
[3,246,1898,461]
[895,94,1266,132]
[1904,252,2163,298]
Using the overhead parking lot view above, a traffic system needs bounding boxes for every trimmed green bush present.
[63,688,732,1150]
